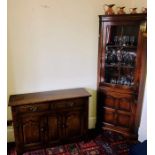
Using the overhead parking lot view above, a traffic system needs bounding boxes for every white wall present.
[7,0,147,142]
[138,84,147,142]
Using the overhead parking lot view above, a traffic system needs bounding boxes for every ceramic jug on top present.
[117,7,126,14]
[104,4,115,15]
[141,7,147,13]
[129,8,137,14]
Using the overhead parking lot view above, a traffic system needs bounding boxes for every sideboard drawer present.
[16,103,49,113]
[50,98,86,110]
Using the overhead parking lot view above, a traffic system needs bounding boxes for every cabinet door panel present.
[101,89,136,132]
[65,111,83,138]
[47,114,61,143]
[117,112,132,129]
[19,115,45,148]
[118,98,131,112]
[103,108,116,125]
[104,96,115,108]
[22,120,40,144]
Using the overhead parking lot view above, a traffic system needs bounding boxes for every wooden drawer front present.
[103,91,135,112]
[117,112,133,129]
[104,97,133,112]
[103,108,134,129]
[16,103,49,114]
[103,108,116,125]
[117,98,132,112]
[50,98,86,110]
[104,96,115,108]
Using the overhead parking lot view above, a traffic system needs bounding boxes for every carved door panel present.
[18,115,46,150]
[47,113,61,145]
[103,107,116,125]
[116,97,136,132]
[64,110,83,139]
[102,89,136,132]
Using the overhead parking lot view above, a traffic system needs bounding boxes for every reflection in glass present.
[130,36,135,46]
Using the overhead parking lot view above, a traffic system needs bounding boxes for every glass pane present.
[104,25,139,86]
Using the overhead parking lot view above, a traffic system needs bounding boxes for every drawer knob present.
[29,106,38,112]
[68,102,74,107]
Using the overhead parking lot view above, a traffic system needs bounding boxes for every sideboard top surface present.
[9,88,91,106]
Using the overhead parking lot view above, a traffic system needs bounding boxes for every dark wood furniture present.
[9,88,91,155]
[96,14,147,140]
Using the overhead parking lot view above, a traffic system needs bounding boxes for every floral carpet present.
[8,130,130,155]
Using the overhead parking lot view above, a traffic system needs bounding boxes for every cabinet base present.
[102,126,138,141]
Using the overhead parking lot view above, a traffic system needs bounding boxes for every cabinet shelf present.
[101,82,134,87]
[105,63,135,69]
[99,82,137,94]
[106,44,137,49]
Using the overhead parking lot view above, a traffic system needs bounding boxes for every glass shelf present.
[99,82,135,90]
[106,44,137,49]
[105,63,135,69]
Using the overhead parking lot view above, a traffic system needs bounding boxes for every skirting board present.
[88,117,96,129]
[7,126,15,142]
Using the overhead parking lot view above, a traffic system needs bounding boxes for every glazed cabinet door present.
[101,23,140,87]
[98,15,146,90]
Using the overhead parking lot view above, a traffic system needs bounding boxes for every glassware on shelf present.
[121,51,127,65]
[117,78,121,84]
[111,50,117,64]
[105,51,110,64]
[127,74,134,85]
[105,50,111,64]
[110,78,117,84]
[106,49,117,64]
[129,52,136,66]
[114,35,131,46]
[116,49,122,62]
[122,36,130,46]
[115,75,134,86]
[118,36,123,45]
[106,49,136,67]
[114,36,119,45]
[124,52,132,65]
[117,7,126,14]
[122,52,136,66]
[120,76,126,85]
[104,4,115,15]
[129,36,135,46]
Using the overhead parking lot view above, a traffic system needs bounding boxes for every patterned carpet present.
[8,130,130,155]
